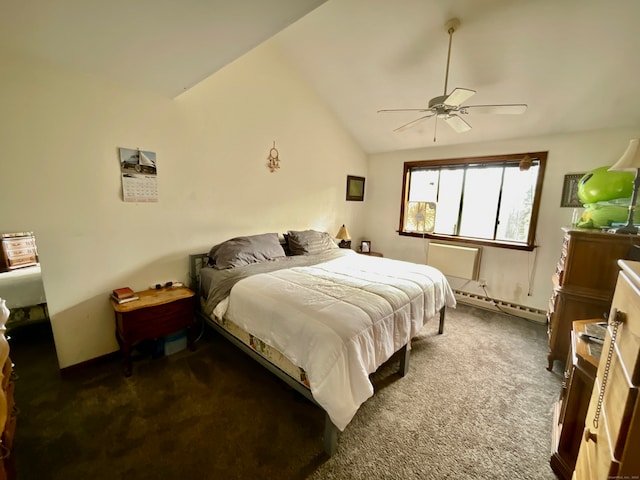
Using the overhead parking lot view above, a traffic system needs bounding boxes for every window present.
[399,152,547,251]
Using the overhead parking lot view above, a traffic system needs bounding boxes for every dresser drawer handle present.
[583,427,597,443]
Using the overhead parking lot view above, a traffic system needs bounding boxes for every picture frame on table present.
[361,240,371,253]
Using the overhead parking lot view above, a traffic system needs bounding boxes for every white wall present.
[364,128,640,311]
[0,42,367,368]
[3,34,637,369]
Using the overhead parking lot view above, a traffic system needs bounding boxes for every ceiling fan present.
[378,18,527,141]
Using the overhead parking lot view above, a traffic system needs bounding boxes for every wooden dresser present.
[0,233,38,272]
[573,260,640,479]
[547,228,640,371]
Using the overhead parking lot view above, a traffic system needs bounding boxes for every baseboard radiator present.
[454,290,546,323]
[427,242,481,281]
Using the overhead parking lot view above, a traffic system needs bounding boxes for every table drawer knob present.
[583,427,597,443]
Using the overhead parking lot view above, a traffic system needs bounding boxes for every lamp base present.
[338,240,351,249]
[613,224,639,235]
[614,197,640,235]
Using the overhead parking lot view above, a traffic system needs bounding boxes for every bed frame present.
[189,253,446,456]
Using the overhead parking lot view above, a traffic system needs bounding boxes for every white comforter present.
[217,250,456,431]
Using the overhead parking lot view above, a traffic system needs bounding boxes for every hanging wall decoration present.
[561,173,585,208]
[267,141,280,172]
[118,147,158,202]
[346,175,365,201]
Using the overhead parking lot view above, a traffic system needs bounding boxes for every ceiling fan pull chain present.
[433,115,438,142]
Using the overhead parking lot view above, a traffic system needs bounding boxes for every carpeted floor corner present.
[10,304,562,479]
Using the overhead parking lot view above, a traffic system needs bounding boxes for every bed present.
[189,231,456,455]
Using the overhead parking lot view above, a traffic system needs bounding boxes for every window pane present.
[496,165,539,242]
[458,167,502,239]
[408,169,438,202]
[435,169,463,235]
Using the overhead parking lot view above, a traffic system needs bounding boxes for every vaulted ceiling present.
[0,0,328,96]
[2,0,639,154]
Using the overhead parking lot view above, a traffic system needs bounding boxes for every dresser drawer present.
[610,271,640,385]
[1,237,35,251]
[597,348,638,460]
[117,297,194,343]
[5,253,36,267]
[582,389,640,479]
[3,246,35,258]
[582,385,620,480]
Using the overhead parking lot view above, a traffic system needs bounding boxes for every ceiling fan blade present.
[444,88,476,106]
[393,113,436,132]
[443,114,471,133]
[463,104,527,115]
[378,108,431,113]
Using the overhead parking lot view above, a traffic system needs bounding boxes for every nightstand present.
[358,251,383,257]
[550,319,600,479]
[111,286,196,376]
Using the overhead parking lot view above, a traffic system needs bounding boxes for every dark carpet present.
[9,304,561,479]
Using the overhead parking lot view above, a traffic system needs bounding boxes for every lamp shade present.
[336,224,351,240]
[609,139,640,172]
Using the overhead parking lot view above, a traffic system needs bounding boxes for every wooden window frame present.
[398,152,547,251]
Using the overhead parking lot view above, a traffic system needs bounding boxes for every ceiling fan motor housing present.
[428,95,448,108]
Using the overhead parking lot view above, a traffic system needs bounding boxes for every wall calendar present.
[118,147,158,203]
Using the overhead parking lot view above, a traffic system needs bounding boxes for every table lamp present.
[335,224,351,248]
[608,138,640,234]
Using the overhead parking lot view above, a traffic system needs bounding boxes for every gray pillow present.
[209,233,286,269]
[287,230,338,255]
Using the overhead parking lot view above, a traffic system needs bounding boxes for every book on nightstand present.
[111,287,139,304]
[111,293,139,304]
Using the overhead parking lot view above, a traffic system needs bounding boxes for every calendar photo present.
[119,147,158,203]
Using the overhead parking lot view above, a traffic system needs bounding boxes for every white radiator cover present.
[427,242,481,280]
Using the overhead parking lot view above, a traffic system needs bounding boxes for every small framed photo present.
[361,240,371,253]
[561,173,585,208]
[346,175,365,201]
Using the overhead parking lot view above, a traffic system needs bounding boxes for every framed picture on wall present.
[346,175,365,201]
[561,173,585,208]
